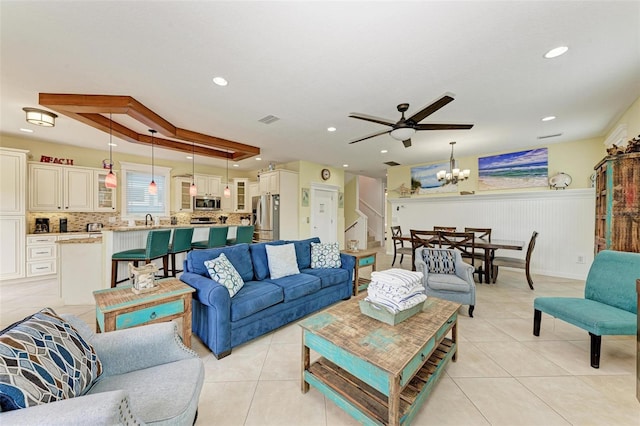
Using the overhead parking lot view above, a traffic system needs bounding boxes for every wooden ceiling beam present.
[38,93,260,161]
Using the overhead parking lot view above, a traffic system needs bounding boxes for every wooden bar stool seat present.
[111,229,171,288]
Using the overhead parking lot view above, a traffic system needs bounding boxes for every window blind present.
[125,170,166,214]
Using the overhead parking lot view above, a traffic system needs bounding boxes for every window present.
[120,162,171,218]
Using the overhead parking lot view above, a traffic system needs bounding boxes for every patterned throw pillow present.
[204,253,245,297]
[310,242,342,268]
[0,308,102,411]
[265,243,300,279]
[423,249,456,274]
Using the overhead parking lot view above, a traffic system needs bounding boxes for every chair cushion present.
[427,274,472,292]
[300,267,350,288]
[287,237,321,270]
[0,308,102,411]
[204,253,245,297]
[230,281,284,322]
[265,243,300,279]
[186,244,254,282]
[310,242,341,268]
[249,240,287,280]
[422,249,456,274]
[266,273,322,302]
[534,297,637,336]
[112,248,147,260]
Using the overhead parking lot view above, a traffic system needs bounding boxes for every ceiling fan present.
[348,93,474,148]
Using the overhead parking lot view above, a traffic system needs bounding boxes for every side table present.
[341,248,377,295]
[93,278,195,348]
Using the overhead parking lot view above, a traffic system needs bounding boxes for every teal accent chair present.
[110,229,171,288]
[191,226,228,249]
[227,225,254,245]
[533,250,640,368]
[168,227,194,276]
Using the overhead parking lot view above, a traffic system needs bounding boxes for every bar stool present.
[191,226,228,249]
[168,227,194,277]
[227,225,254,245]
[111,229,171,288]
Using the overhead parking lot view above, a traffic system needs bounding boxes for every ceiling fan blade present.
[348,129,390,144]
[407,94,455,124]
[402,139,412,148]
[414,123,474,131]
[348,113,396,127]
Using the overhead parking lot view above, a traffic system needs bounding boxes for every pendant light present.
[148,129,157,195]
[189,141,197,196]
[223,155,231,198]
[104,113,117,188]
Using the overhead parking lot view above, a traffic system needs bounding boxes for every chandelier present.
[437,141,470,185]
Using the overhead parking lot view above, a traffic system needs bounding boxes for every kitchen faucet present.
[145,214,153,226]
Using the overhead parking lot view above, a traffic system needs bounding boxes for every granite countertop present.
[57,237,103,244]
[28,231,104,237]
[108,224,233,232]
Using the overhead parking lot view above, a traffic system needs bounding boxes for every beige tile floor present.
[1,247,639,425]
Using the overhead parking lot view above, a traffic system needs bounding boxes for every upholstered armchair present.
[414,247,476,317]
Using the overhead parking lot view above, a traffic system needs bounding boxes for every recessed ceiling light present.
[343,164,349,168]
[186,155,193,159]
[19,128,34,133]
[541,116,556,122]
[212,76,228,86]
[380,149,388,153]
[544,46,568,59]
[327,127,336,132]
[232,164,239,167]
[255,157,262,161]
[108,142,118,147]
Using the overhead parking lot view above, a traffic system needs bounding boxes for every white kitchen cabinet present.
[0,216,26,280]
[94,170,117,211]
[26,234,57,277]
[0,149,27,215]
[29,163,93,211]
[194,174,221,197]
[232,178,249,212]
[171,177,194,212]
[249,181,260,201]
[259,171,280,195]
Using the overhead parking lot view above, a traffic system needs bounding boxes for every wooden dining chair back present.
[433,226,456,232]
[391,226,413,266]
[492,231,539,289]
[409,229,440,270]
[464,227,492,241]
[464,227,492,282]
[437,231,479,269]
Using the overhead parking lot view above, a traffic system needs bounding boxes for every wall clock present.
[321,168,331,181]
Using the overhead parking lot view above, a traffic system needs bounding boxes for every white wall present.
[358,175,385,243]
[389,189,595,280]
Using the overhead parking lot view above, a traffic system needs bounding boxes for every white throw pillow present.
[265,243,300,279]
[204,253,245,297]
[311,242,342,268]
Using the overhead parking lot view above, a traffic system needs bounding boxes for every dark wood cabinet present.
[594,152,640,254]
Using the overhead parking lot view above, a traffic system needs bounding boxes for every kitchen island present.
[57,237,104,304]
[101,224,237,289]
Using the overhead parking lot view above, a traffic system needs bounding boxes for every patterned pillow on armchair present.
[422,249,456,274]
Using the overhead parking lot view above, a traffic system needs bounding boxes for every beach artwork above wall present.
[411,161,457,194]
[478,148,548,190]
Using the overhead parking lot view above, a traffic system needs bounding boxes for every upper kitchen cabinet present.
[94,170,117,211]
[172,177,193,212]
[29,163,93,211]
[0,148,27,215]
[259,171,279,195]
[194,174,221,197]
[232,178,249,212]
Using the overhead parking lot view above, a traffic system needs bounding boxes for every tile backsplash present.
[26,211,251,233]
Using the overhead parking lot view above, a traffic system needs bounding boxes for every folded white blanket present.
[365,292,427,314]
[369,269,424,296]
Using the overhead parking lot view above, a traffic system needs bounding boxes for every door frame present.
[310,183,339,243]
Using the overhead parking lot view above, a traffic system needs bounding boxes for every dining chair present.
[433,226,456,232]
[437,231,482,278]
[409,229,440,271]
[465,227,492,283]
[492,231,539,289]
[391,226,413,267]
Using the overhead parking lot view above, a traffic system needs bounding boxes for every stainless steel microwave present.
[194,196,221,210]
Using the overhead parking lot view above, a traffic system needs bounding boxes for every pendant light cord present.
[108,113,113,172]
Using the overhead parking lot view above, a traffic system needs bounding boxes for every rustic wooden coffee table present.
[300,295,459,426]
[93,278,195,348]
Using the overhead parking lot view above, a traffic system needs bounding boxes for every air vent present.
[258,115,280,124]
[384,161,401,166]
[537,133,563,140]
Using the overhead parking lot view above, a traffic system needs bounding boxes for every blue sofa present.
[180,237,354,358]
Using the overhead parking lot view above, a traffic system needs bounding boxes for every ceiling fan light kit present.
[348,93,473,149]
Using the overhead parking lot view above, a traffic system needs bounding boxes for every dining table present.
[393,234,524,283]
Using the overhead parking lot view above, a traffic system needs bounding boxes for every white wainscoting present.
[388,189,595,280]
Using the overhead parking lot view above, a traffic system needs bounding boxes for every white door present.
[311,187,337,243]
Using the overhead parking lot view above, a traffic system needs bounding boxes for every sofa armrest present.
[339,253,355,275]
[90,321,197,377]
[0,390,144,425]
[181,272,231,309]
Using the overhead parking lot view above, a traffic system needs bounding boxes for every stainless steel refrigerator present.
[252,194,280,242]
